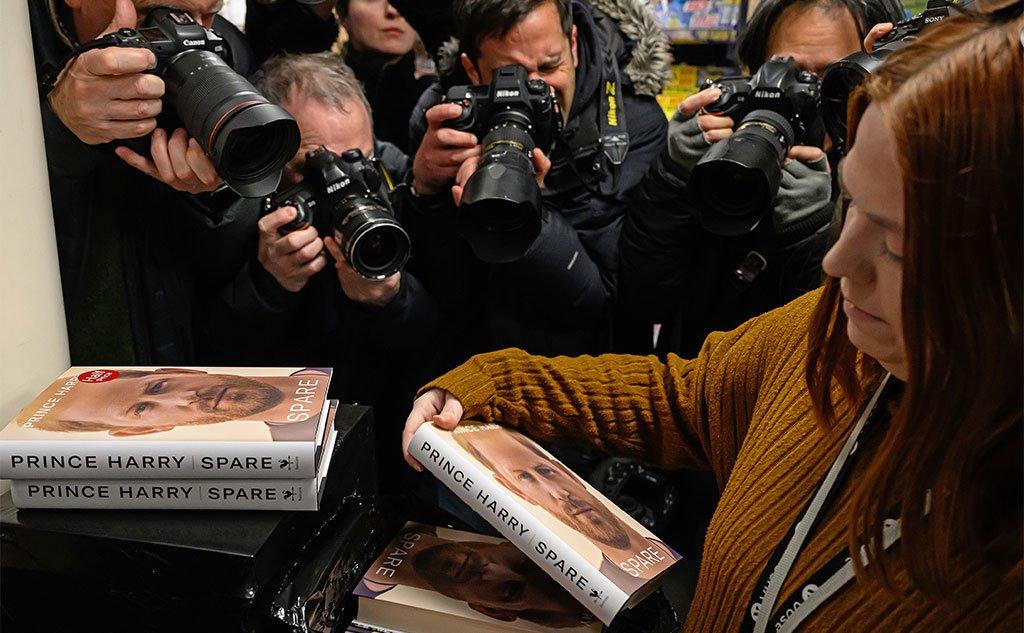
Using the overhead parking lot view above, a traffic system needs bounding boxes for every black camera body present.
[441,65,562,263]
[104,8,299,198]
[821,0,961,152]
[689,56,823,236]
[263,147,410,281]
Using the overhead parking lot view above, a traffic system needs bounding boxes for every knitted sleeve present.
[423,291,820,485]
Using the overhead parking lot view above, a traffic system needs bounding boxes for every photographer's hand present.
[787,145,827,165]
[451,148,551,206]
[115,127,222,194]
[257,207,328,292]
[47,0,164,145]
[678,87,734,143]
[864,22,895,51]
[323,235,402,308]
[411,103,481,196]
[402,389,464,471]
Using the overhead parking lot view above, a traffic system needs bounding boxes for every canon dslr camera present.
[690,56,823,236]
[263,147,410,280]
[98,8,299,197]
[442,65,562,263]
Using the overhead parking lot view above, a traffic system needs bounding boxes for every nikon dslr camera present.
[263,147,410,280]
[689,56,823,236]
[94,8,299,197]
[442,65,562,263]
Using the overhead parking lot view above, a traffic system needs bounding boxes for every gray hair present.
[258,52,373,120]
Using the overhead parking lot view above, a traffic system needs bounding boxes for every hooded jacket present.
[401,0,671,363]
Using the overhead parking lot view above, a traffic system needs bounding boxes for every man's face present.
[57,370,284,434]
[418,541,589,626]
[280,94,375,184]
[465,433,631,550]
[765,4,862,78]
[460,1,578,124]
[66,0,224,42]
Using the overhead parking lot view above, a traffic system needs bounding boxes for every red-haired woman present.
[401,4,1023,630]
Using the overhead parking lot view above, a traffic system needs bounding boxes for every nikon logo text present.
[496,89,520,99]
[754,90,782,99]
[183,39,206,46]
[326,178,351,194]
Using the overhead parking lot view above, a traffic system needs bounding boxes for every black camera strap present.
[740,375,904,633]
[39,32,125,98]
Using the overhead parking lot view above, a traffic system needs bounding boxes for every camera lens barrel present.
[457,120,543,263]
[337,199,411,280]
[690,109,795,236]
[163,50,300,198]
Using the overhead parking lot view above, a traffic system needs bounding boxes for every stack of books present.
[0,366,339,511]
[340,423,685,632]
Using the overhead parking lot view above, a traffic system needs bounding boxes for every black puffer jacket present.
[402,0,671,363]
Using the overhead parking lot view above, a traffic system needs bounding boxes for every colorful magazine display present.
[351,522,602,633]
[649,0,743,43]
[410,423,682,625]
[0,367,332,479]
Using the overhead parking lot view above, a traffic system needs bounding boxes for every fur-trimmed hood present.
[435,0,672,97]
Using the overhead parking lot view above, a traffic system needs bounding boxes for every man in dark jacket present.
[403,0,671,363]
[189,54,442,487]
[28,0,245,365]
[618,0,904,357]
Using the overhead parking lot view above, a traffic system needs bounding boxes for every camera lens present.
[163,50,300,198]
[690,109,795,236]
[458,120,543,263]
[337,200,411,280]
[820,52,885,153]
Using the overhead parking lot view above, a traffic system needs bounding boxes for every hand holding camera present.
[115,127,223,194]
[323,236,402,309]
[411,103,482,196]
[47,0,162,146]
[257,206,327,293]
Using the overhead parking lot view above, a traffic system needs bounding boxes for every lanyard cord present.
[741,374,901,633]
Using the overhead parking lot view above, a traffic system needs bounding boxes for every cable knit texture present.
[424,290,1022,631]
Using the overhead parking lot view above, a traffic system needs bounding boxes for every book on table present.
[0,366,333,479]
[410,422,683,625]
[351,522,603,633]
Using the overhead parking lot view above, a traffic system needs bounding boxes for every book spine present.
[411,424,628,625]
[9,477,319,510]
[0,441,316,479]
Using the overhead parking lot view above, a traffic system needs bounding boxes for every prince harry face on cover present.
[30,369,293,435]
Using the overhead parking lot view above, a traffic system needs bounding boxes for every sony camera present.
[820,0,961,153]
[262,147,410,280]
[442,65,562,263]
[102,8,300,197]
[690,56,823,236]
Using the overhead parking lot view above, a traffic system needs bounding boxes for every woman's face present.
[822,103,908,380]
[342,0,416,56]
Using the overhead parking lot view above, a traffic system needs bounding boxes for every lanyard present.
[741,374,902,633]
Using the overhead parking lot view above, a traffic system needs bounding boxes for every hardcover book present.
[0,366,332,479]
[411,423,683,625]
[351,522,602,633]
[8,404,340,511]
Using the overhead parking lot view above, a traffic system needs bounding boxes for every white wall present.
[0,2,72,495]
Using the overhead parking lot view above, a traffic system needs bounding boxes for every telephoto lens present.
[458,113,543,264]
[690,109,795,236]
[164,51,300,198]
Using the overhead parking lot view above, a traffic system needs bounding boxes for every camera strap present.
[740,375,904,633]
[38,32,125,98]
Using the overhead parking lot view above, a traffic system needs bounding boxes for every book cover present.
[411,423,682,625]
[0,366,332,479]
[9,421,339,511]
[351,522,602,633]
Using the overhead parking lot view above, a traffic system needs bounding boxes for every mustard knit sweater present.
[424,291,1022,631]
